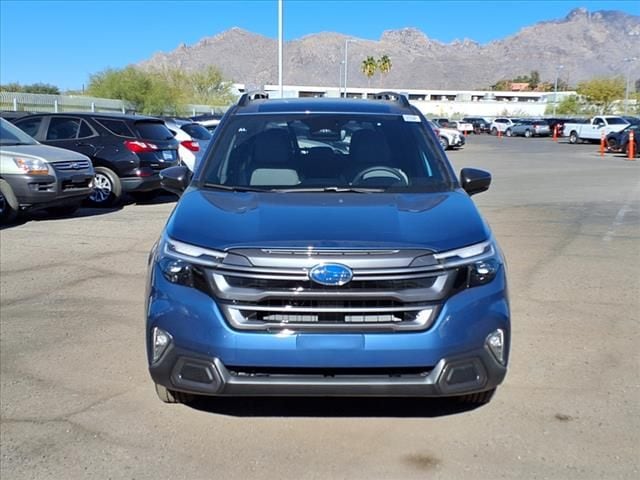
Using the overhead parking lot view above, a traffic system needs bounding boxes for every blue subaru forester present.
[146,92,509,405]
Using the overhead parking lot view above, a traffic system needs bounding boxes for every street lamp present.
[553,64,564,116]
[624,57,637,115]
[343,39,356,98]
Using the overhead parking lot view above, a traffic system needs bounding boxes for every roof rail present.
[238,90,269,106]
[372,91,410,107]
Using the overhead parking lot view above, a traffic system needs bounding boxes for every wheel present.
[87,167,122,207]
[0,179,18,224]
[46,205,80,217]
[524,129,532,138]
[505,128,512,137]
[568,131,578,144]
[154,383,194,404]
[607,138,618,151]
[456,388,496,405]
[491,127,498,136]
[439,136,449,150]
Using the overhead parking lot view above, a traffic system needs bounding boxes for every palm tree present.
[378,55,392,87]
[361,56,377,87]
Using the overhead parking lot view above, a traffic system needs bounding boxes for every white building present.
[232,83,577,118]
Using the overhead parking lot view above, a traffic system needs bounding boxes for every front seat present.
[347,129,392,181]
[249,129,299,186]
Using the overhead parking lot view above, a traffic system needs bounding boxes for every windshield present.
[200,113,456,192]
[0,118,39,146]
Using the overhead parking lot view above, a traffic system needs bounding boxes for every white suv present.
[489,118,515,136]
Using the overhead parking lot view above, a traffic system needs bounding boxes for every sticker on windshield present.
[403,114,421,123]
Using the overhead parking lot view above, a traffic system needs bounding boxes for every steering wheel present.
[352,166,408,186]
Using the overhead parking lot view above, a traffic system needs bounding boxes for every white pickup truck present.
[564,116,629,144]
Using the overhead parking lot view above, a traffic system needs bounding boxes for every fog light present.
[486,329,506,365]
[152,327,172,364]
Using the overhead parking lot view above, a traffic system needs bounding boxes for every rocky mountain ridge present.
[139,8,640,90]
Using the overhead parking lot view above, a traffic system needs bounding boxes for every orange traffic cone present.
[628,130,636,161]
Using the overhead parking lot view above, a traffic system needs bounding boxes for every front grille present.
[52,160,91,171]
[208,248,459,332]
[225,276,437,291]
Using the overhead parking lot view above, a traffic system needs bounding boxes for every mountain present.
[138,8,640,90]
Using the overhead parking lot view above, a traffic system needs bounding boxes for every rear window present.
[14,117,42,137]
[134,121,174,140]
[607,118,628,125]
[95,118,135,138]
[181,123,212,140]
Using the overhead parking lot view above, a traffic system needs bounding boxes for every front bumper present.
[146,262,510,397]
[149,344,506,397]
[2,172,93,210]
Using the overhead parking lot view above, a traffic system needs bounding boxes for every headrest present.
[252,129,293,166]
[349,129,391,166]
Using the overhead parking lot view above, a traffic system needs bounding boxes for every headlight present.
[13,156,49,175]
[434,239,503,287]
[156,235,226,289]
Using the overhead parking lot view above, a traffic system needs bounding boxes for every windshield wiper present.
[202,183,270,192]
[273,186,386,193]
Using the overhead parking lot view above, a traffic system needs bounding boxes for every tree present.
[528,70,540,90]
[0,82,60,94]
[361,56,377,87]
[577,76,625,114]
[86,65,234,115]
[378,55,392,87]
[545,95,582,115]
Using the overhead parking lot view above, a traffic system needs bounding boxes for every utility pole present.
[624,57,637,115]
[553,65,564,116]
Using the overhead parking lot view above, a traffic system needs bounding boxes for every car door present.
[42,116,99,158]
[13,116,46,139]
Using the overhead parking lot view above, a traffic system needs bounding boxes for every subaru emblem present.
[309,263,353,286]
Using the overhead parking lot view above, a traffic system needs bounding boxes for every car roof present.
[234,97,415,115]
[15,112,161,122]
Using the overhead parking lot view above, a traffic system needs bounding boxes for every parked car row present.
[0,110,224,222]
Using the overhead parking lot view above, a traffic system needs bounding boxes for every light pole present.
[624,57,637,115]
[343,39,355,98]
[339,61,344,96]
[553,64,564,116]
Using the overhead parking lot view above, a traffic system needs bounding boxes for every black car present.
[606,124,639,152]
[618,125,639,157]
[12,113,180,206]
[462,117,490,134]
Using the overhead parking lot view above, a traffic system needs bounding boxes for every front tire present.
[491,127,498,136]
[439,136,449,150]
[524,129,532,138]
[0,179,18,224]
[87,167,122,207]
[505,128,512,137]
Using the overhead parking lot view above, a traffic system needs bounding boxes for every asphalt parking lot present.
[1,135,638,479]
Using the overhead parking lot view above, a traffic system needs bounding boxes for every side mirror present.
[160,165,191,196]
[460,168,491,196]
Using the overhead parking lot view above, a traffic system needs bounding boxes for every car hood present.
[0,144,90,162]
[166,189,491,252]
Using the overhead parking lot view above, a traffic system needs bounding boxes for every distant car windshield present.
[201,113,456,192]
[607,117,629,125]
[181,123,212,140]
[0,118,38,146]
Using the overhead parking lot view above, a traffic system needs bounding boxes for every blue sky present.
[1,0,638,90]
